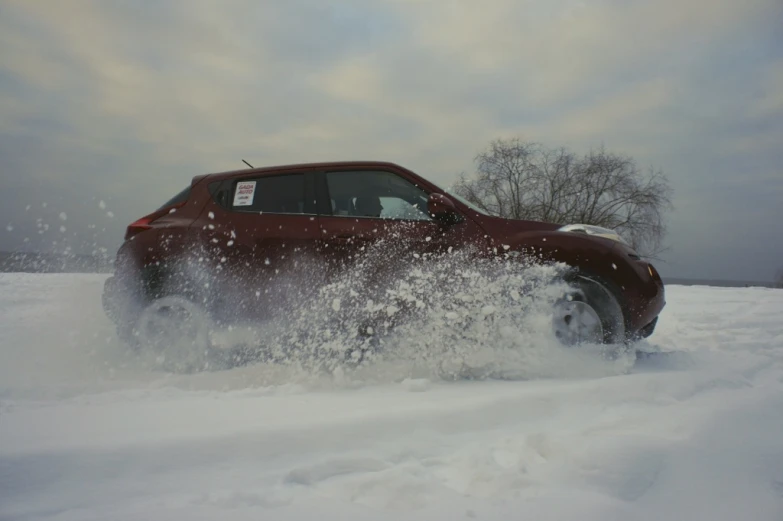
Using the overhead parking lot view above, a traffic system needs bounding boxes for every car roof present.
[202,161,406,181]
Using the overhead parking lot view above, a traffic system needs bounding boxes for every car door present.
[316,168,471,292]
[193,171,322,322]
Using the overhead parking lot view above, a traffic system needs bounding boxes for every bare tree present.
[452,138,674,258]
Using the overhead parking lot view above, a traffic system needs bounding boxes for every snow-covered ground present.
[1,273,782,520]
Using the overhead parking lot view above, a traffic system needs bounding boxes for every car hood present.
[467,212,563,238]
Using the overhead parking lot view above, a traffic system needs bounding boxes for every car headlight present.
[557,223,629,245]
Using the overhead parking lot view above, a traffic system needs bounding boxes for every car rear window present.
[230,174,308,214]
[157,186,191,210]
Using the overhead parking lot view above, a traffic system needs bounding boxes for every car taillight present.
[124,202,185,241]
[125,216,155,240]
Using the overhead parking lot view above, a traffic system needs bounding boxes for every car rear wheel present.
[552,276,625,346]
[132,295,215,373]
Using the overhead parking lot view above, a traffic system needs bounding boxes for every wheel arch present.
[137,257,213,305]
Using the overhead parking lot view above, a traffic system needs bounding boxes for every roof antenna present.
[242,159,254,168]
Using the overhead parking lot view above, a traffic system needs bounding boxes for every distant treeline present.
[659,278,774,289]
[0,251,114,273]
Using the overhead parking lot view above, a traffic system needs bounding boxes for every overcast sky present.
[1,0,781,281]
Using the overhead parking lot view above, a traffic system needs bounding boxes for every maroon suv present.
[103,161,664,369]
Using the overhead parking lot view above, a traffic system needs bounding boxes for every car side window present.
[325,171,432,221]
[230,174,308,214]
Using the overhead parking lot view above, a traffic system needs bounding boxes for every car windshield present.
[446,190,492,216]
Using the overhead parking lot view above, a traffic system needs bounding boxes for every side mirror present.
[428,193,461,223]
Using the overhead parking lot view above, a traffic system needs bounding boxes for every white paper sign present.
[233,181,256,207]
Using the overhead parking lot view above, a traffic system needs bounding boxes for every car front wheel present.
[552,276,626,346]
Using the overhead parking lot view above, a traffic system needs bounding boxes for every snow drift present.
[1,274,782,521]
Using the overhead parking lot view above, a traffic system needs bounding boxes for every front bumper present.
[638,316,659,338]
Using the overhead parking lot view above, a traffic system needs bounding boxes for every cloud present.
[384,0,779,104]
[750,61,783,118]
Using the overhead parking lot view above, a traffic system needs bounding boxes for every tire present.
[552,276,626,346]
[131,295,216,373]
